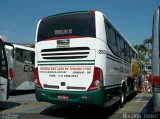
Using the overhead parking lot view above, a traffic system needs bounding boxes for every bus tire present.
[119,89,125,108]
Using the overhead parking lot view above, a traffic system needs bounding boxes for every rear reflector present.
[9,68,13,80]
[89,10,95,14]
[87,67,103,91]
[41,17,46,21]
[34,67,43,89]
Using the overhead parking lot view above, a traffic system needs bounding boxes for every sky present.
[0,0,159,45]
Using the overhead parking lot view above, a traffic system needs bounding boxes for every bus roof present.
[13,44,35,51]
[43,10,93,20]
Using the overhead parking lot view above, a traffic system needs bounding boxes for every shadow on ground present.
[0,102,20,112]
[39,92,138,119]
[10,90,35,96]
[40,104,119,119]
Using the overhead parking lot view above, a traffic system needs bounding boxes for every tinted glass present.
[108,27,118,54]
[120,39,125,59]
[37,13,95,42]
[16,48,34,65]
[0,39,8,78]
[116,34,121,56]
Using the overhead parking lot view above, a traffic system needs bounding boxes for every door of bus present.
[23,49,34,89]
[0,38,9,101]
[14,48,34,90]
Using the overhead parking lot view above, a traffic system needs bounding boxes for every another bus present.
[152,6,160,112]
[35,10,139,107]
[5,44,35,91]
[0,37,11,101]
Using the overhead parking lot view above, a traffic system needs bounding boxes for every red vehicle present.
[147,73,153,84]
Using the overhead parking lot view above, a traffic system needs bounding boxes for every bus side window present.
[126,44,130,62]
[104,20,110,42]
[16,49,23,62]
[0,50,8,78]
[129,48,132,61]
[124,42,128,61]
[108,27,118,55]
[120,38,125,59]
[116,34,121,56]
[132,50,136,59]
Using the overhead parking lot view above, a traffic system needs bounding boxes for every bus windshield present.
[37,12,96,42]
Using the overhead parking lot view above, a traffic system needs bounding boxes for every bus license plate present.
[57,95,69,100]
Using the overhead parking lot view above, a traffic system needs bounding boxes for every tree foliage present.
[134,36,152,63]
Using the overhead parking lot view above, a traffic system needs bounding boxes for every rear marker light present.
[41,17,46,21]
[94,80,102,86]
[87,67,103,91]
[9,68,13,80]
[34,67,43,89]
[89,10,95,14]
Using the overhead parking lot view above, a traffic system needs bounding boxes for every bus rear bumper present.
[35,86,105,106]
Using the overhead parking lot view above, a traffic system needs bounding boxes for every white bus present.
[152,6,160,112]
[35,10,139,107]
[0,37,12,101]
[5,44,35,91]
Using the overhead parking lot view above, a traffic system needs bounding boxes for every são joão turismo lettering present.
[40,66,91,71]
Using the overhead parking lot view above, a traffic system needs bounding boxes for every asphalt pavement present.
[0,91,157,119]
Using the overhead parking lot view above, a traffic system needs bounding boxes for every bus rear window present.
[37,13,95,42]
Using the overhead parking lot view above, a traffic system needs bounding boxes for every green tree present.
[144,37,152,55]
[133,44,147,62]
[133,37,152,64]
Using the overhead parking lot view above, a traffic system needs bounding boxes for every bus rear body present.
[35,10,137,107]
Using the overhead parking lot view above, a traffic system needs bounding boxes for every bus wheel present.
[119,90,125,108]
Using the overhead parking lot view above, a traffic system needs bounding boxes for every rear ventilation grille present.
[41,47,90,59]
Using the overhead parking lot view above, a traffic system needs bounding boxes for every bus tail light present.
[87,67,103,91]
[9,68,13,80]
[34,67,43,89]
[153,76,160,87]
[89,10,95,14]
[41,17,46,21]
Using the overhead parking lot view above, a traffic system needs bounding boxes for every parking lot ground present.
[109,92,157,119]
[0,91,157,119]
[0,91,52,114]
